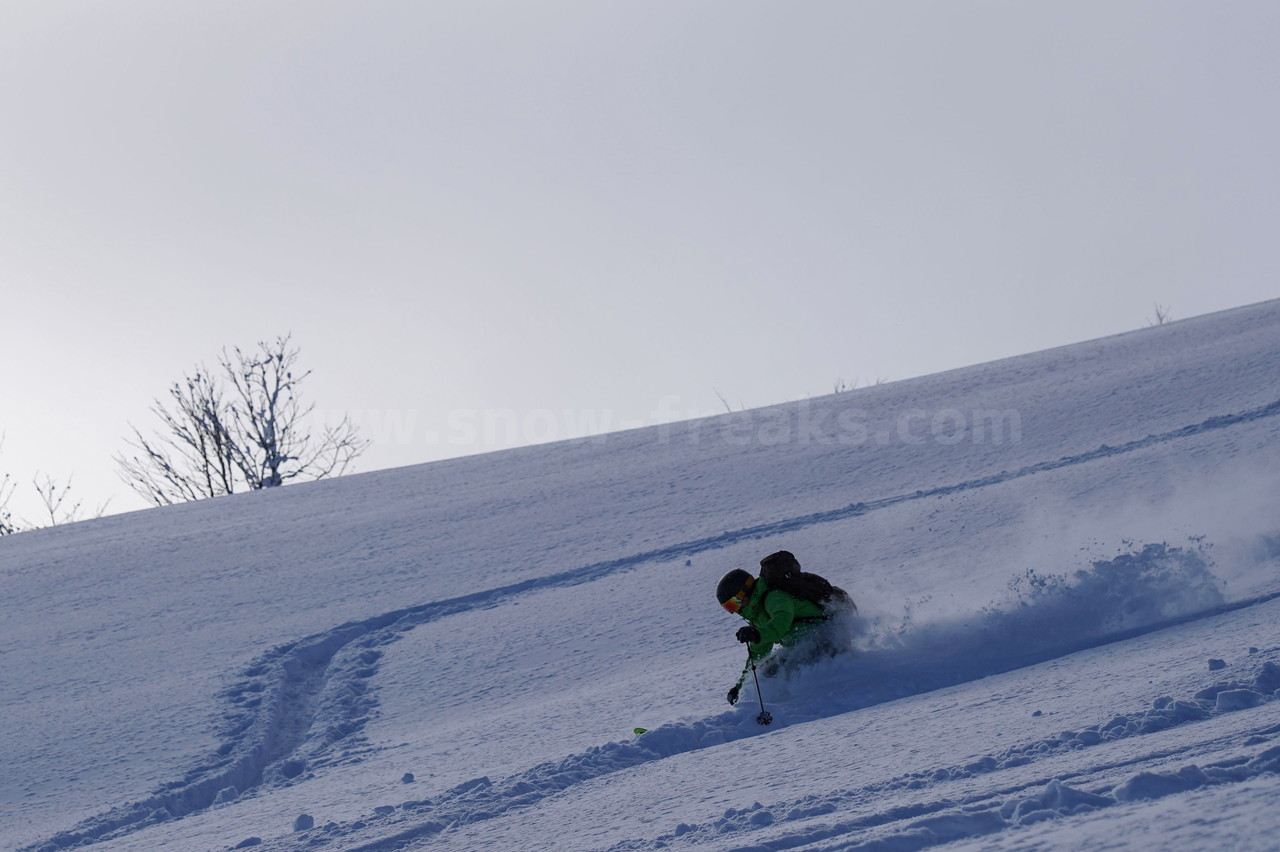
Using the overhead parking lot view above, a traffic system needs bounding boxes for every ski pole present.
[749,655,772,726]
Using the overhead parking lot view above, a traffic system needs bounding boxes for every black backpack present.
[759,550,853,610]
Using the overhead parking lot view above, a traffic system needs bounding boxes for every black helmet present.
[716,569,754,606]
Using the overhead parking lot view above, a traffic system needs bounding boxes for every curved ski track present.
[298,656,1280,852]
[28,394,1280,851]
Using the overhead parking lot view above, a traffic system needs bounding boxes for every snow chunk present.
[1255,661,1280,692]
[1005,779,1109,824]
[1112,765,1209,802]
[448,776,491,795]
[1215,689,1265,712]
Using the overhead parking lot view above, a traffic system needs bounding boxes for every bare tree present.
[0,438,101,533]
[117,370,239,505]
[834,377,888,394]
[117,335,369,506]
[1148,303,1172,326]
[220,336,367,488]
[0,470,15,536]
[30,473,106,527]
[0,436,18,535]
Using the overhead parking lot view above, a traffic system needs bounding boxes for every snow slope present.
[3,299,1280,851]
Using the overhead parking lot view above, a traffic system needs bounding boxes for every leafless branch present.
[0,435,18,535]
[31,473,85,527]
[713,388,747,413]
[834,376,888,394]
[117,335,369,506]
[0,473,15,536]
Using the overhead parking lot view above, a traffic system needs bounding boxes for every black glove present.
[727,685,740,705]
[736,625,761,644]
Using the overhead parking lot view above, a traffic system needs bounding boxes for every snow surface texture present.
[3,299,1280,851]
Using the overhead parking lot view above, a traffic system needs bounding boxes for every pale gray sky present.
[3,1,1279,521]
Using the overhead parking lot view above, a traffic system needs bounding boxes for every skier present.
[718,550,852,705]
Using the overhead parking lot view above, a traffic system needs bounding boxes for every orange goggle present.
[722,592,748,614]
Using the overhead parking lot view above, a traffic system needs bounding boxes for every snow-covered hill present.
[4,300,1280,851]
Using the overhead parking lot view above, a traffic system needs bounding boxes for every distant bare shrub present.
[0,471,15,536]
[117,334,369,506]
[0,437,98,533]
[834,377,887,393]
[31,474,104,527]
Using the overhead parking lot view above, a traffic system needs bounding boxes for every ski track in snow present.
[607,662,1280,852]
[260,649,1280,852]
[26,395,1280,852]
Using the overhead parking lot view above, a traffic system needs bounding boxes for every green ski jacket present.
[737,577,826,661]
